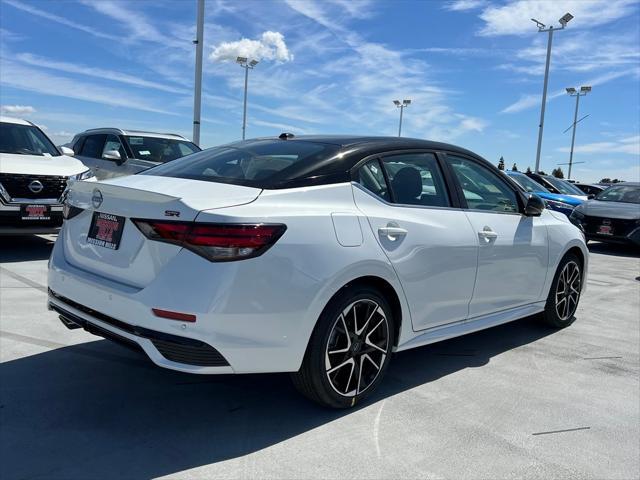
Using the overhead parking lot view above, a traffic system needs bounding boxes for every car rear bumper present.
[46,226,334,375]
[48,290,232,371]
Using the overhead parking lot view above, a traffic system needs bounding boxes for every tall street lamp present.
[393,99,411,137]
[564,86,591,179]
[191,0,205,146]
[237,56,259,140]
[532,12,573,174]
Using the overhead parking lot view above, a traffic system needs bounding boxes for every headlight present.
[544,199,574,211]
[71,169,95,181]
[569,209,586,221]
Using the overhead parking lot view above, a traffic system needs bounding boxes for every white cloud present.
[478,0,638,36]
[444,0,486,12]
[210,31,294,63]
[0,60,175,115]
[501,68,639,113]
[0,105,36,115]
[3,0,119,41]
[557,135,640,155]
[14,53,188,94]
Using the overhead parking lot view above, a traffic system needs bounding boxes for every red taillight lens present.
[132,220,286,262]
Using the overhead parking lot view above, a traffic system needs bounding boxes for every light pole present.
[191,0,205,146]
[532,12,573,174]
[564,86,591,179]
[393,99,411,137]
[236,56,259,140]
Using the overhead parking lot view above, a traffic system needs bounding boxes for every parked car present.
[70,128,200,180]
[48,135,587,408]
[505,171,582,217]
[526,173,588,201]
[572,183,606,197]
[569,182,640,246]
[0,116,94,235]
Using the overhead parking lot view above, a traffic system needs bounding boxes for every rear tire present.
[291,285,395,408]
[542,253,582,328]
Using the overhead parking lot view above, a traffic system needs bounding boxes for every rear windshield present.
[142,140,341,188]
[0,122,60,156]
[125,136,200,163]
[543,176,585,195]
[508,173,550,193]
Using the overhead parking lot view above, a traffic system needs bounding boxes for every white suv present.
[0,116,94,235]
[69,128,200,180]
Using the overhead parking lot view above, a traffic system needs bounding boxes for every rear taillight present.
[132,220,286,262]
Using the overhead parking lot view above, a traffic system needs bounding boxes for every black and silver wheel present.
[292,285,395,408]
[543,253,582,328]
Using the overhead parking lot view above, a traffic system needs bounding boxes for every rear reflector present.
[152,308,197,322]
[132,220,286,262]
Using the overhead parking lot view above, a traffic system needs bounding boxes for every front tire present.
[543,253,582,328]
[292,285,395,408]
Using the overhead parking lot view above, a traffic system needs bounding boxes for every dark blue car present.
[505,171,583,217]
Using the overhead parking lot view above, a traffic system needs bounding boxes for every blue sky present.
[1,0,638,182]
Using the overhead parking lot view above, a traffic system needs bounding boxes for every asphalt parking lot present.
[0,236,638,480]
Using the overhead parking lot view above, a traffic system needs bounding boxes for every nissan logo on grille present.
[92,188,103,209]
[28,180,44,194]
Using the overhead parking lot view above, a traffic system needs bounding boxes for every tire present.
[291,285,395,408]
[542,253,583,328]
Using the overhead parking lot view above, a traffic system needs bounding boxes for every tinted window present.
[143,141,341,188]
[595,185,640,204]
[102,135,126,161]
[382,153,449,207]
[0,122,60,156]
[448,156,519,213]
[508,173,550,193]
[80,135,106,158]
[125,136,199,163]
[357,159,390,201]
[543,176,585,195]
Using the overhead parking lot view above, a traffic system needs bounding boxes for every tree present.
[498,156,505,171]
[552,167,564,179]
[526,166,532,174]
[538,170,547,175]
[511,163,518,171]
[600,177,611,184]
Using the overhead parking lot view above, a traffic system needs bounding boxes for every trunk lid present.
[62,175,261,287]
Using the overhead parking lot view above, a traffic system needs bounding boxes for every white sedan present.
[48,135,587,408]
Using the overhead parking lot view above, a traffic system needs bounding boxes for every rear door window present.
[79,135,107,158]
[381,153,450,207]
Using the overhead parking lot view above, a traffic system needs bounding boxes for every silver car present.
[70,128,200,180]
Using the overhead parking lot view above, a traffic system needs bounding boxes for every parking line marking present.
[0,330,67,350]
[583,356,623,360]
[0,266,48,293]
[532,426,590,436]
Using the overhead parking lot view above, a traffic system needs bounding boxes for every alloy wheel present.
[325,299,389,397]
[555,260,581,321]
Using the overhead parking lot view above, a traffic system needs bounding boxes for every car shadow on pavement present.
[0,315,556,479]
[587,241,639,258]
[0,235,54,263]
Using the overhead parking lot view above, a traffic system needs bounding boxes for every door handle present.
[478,226,498,243]
[378,224,407,241]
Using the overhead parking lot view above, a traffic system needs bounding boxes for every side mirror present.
[102,150,123,163]
[59,146,74,156]
[524,193,545,216]
[587,194,595,200]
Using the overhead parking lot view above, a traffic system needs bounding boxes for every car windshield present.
[595,185,640,204]
[143,140,341,188]
[544,176,585,195]
[0,122,60,156]
[125,136,200,163]
[509,173,550,193]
